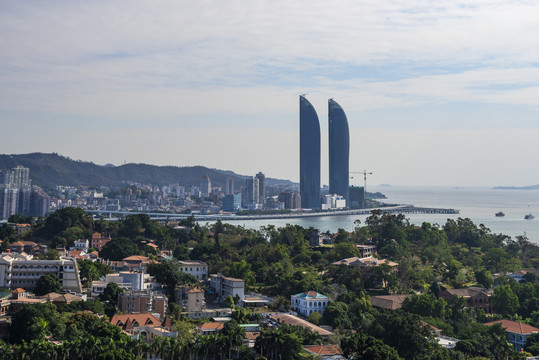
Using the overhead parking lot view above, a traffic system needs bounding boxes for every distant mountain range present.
[0,153,296,190]
[493,184,539,190]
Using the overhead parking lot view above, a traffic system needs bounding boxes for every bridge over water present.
[86,205,459,222]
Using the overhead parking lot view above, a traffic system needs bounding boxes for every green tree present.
[323,302,352,329]
[475,268,494,289]
[492,284,519,317]
[99,282,124,306]
[307,311,322,325]
[342,332,402,360]
[224,295,235,308]
[99,237,138,260]
[34,273,62,296]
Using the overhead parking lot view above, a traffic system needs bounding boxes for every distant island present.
[493,184,539,190]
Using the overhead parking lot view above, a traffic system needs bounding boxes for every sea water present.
[219,186,539,243]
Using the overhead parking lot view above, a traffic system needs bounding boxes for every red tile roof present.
[198,322,224,331]
[304,344,342,355]
[110,313,162,329]
[484,319,539,335]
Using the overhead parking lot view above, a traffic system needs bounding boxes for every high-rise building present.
[0,166,48,219]
[222,193,242,212]
[225,178,235,195]
[200,176,211,198]
[328,98,350,204]
[245,177,259,204]
[299,95,321,209]
[278,191,302,209]
[255,172,266,204]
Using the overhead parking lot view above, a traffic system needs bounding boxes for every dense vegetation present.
[2,207,539,359]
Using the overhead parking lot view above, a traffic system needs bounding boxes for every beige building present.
[117,290,168,318]
[0,253,82,292]
[176,286,205,312]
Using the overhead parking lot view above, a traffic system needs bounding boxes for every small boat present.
[525,214,535,220]
[495,212,505,217]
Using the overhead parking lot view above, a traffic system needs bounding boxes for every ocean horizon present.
[219,186,539,243]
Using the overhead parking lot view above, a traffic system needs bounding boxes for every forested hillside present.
[0,153,295,189]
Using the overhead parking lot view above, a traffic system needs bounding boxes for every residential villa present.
[485,319,539,351]
[291,291,329,317]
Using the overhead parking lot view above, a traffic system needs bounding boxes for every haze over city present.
[1,1,539,187]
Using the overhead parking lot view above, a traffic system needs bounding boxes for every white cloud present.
[1,0,539,185]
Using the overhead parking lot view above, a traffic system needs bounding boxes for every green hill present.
[0,153,295,190]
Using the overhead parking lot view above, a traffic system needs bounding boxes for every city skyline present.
[1,1,539,187]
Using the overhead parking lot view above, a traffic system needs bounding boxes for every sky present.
[1,0,539,187]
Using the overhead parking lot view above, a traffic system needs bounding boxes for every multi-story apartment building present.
[178,260,208,281]
[90,232,111,251]
[175,286,205,312]
[117,290,168,318]
[209,273,244,304]
[0,253,82,292]
[91,271,160,297]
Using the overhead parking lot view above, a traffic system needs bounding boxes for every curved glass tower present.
[328,98,350,204]
[299,95,321,209]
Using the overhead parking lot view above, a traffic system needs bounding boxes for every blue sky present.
[1,0,539,186]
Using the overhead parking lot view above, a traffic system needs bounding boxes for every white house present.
[179,260,208,281]
[291,291,329,317]
[209,273,244,304]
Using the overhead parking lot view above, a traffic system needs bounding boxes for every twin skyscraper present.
[300,95,349,209]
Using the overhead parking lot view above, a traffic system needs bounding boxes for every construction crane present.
[350,170,373,209]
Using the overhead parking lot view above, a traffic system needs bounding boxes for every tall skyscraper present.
[328,98,350,204]
[255,172,266,204]
[299,95,320,209]
[0,166,48,218]
[225,177,235,195]
[200,176,211,198]
[245,177,260,204]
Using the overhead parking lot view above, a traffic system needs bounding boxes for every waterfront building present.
[299,95,321,209]
[225,177,235,195]
[349,186,365,209]
[328,99,350,205]
[277,191,301,209]
[201,176,211,198]
[223,193,242,212]
[321,194,346,210]
[245,177,260,205]
[255,172,266,204]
